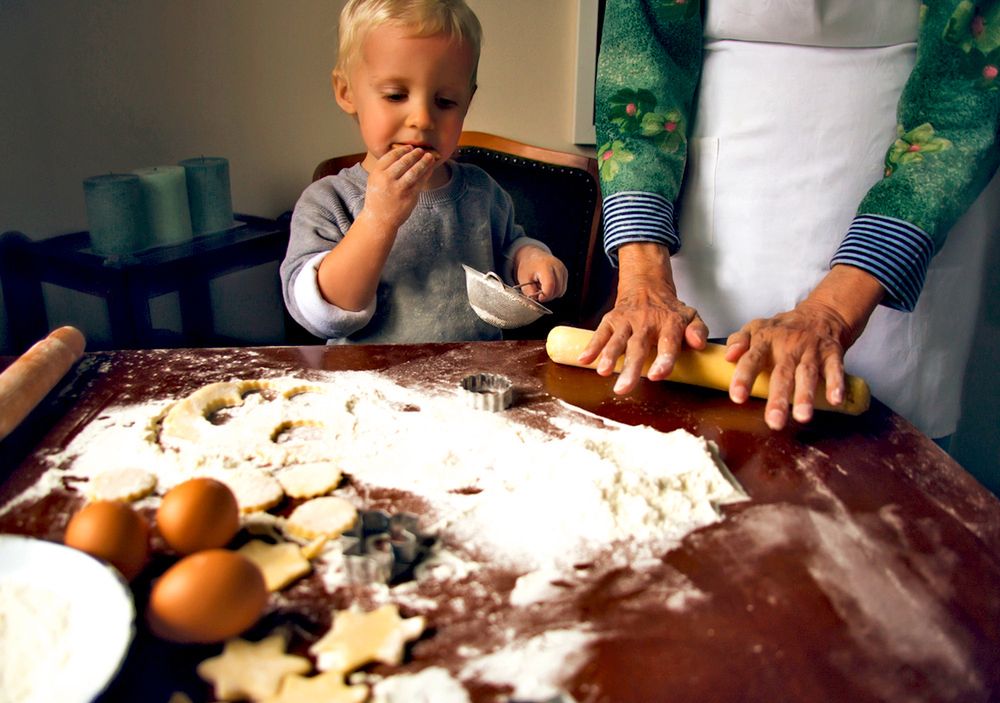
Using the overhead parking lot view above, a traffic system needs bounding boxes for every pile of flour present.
[15,371,744,572]
[0,370,746,700]
[0,583,73,703]
[5,371,744,571]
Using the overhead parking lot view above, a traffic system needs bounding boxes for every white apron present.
[674,0,998,438]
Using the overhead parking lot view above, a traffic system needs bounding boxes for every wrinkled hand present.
[578,243,707,394]
[362,146,437,229]
[512,246,569,303]
[725,265,883,430]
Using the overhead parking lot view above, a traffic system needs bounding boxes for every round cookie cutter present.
[460,373,514,412]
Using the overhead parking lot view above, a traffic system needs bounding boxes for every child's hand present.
[513,246,569,303]
[362,146,437,229]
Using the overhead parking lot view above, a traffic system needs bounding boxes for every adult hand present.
[578,243,708,394]
[725,265,884,430]
[362,145,437,229]
[512,246,568,303]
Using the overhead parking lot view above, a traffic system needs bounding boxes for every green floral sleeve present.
[595,0,703,201]
[857,0,1000,249]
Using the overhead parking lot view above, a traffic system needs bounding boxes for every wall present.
[1,1,997,491]
[0,0,584,344]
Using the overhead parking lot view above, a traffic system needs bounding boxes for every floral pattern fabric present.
[596,0,1000,252]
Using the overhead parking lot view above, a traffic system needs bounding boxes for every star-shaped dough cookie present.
[239,539,312,591]
[285,496,357,540]
[261,671,368,703]
[197,633,311,700]
[310,604,426,674]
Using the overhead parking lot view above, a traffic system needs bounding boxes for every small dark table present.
[0,215,289,352]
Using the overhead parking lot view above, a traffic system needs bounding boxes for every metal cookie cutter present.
[341,510,435,585]
[460,373,513,412]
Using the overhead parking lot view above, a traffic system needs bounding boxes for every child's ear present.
[332,70,356,115]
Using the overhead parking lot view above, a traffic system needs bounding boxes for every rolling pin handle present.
[0,326,87,441]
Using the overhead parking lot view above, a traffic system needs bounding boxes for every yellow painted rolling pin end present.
[545,325,870,416]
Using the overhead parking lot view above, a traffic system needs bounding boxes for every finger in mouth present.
[392,143,440,158]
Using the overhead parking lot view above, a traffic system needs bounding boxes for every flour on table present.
[20,371,744,572]
[5,370,746,700]
[371,666,471,703]
[460,628,595,701]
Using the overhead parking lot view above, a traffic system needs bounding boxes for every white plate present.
[0,534,135,703]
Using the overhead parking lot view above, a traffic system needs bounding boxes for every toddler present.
[281,0,568,343]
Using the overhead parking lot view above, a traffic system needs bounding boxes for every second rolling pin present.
[0,326,87,441]
[545,325,870,416]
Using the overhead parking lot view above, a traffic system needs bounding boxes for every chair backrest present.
[309,131,607,340]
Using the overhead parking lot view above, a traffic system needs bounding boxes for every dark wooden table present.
[1,340,998,703]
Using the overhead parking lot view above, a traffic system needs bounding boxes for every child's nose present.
[406,101,434,130]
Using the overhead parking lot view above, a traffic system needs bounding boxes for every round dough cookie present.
[86,467,157,502]
[276,462,343,499]
[212,468,284,514]
[285,497,358,540]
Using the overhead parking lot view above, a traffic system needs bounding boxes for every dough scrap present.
[276,461,343,499]
[310,604,426,674]
[261,671,368,703]
[85,467,157,502]
[156,379,352,470]
[161,380,269,445]
[197,633,311,701]
[285,496,358,540]
[239,540,312,592]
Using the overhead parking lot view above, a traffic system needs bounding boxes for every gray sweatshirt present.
[281,162,548,344]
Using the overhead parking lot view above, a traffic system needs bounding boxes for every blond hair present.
[335,0,482,85]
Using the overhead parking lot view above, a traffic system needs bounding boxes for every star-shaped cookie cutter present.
[341,510,435,585]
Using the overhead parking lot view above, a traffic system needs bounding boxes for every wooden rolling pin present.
[545,325,870,416]
[0,326,86,441]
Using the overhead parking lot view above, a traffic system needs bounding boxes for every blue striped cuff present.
[831,214,934,312]
[602,191,679,266]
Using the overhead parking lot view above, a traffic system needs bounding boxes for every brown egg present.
[64,500,150,581]
[156,478,240,554]
[147,549,268,643]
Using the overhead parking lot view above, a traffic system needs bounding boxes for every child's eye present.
[384,93,407,102]
[436,98,458,109]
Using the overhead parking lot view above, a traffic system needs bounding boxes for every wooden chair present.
[309,131,607,340]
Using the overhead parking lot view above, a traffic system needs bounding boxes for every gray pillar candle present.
[83,174,151,255]
[179,157,234,235]
[132,165,194,246]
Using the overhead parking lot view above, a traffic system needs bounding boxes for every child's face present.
[335,23,476,187]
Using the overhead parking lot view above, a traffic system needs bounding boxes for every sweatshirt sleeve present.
[279,178,376,340]
[832,1,1000,311]
[594,0,703,263]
